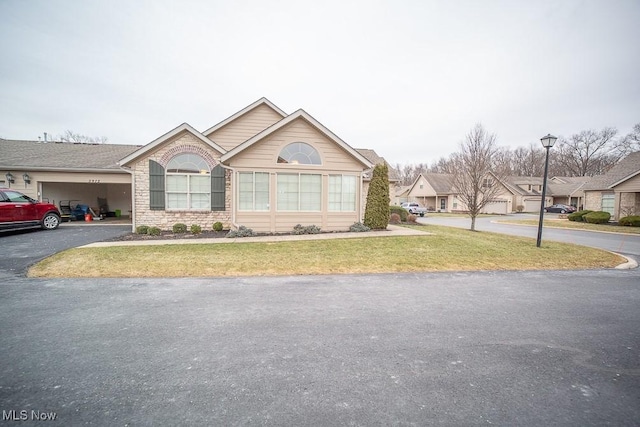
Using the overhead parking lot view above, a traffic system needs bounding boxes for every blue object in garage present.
[71,204,90,220]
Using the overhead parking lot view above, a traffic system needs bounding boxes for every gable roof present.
[220,109,374,168]
[583,151,640,190]
[202,97,287,137]
[408,173,455,194]
[118,123,226,167]
[355,148,400,182]
[0,138,140,172]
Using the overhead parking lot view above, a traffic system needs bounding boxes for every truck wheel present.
[42,213,61,230]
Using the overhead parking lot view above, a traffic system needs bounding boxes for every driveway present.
[0,222,131,277]
[1,270,639,426]
[418,214,640,261]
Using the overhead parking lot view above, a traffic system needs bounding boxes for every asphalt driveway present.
[0,223,131,277]
[1,270,639,426]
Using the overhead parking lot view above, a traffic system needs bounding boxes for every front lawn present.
[28,225,626,278]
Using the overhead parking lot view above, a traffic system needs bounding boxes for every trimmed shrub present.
[135,225,149,234]
[190,224,202,234]
[349,222,370,232]
[516,205,524,213]
[364,163,390,230]
[619,215,640,227]
[568,210,593,222]
[172,223,187,233]
[147,226,161,236]
[583,211,611,224]
[226,225,256,238]
[406,214,418,224]
[212,221,224,232]
[389,213,401,224]
[292,224,321,235]
[389,205,408,222]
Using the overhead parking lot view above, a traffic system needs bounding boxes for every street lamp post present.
[536,133,558,248]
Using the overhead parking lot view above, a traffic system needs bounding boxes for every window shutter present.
[211,164,226,211]
[149,160,165,210]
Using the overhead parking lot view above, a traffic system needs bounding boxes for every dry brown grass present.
[28,225,626,278]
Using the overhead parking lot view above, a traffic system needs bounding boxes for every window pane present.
[255,172,270,211]
[190,175,210,193]
[167,153,210,174]
[328,175,341,211]
[277,174,299,211]
[277,142,321,165]
[300,174,321,211]
[238,172,254,210]
[167,193,187,209]
[167,175,187,191]
[191,193,210,209]
[342,175,357,211]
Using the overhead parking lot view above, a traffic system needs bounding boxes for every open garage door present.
[482,200,508,214]
[41,182,131,219]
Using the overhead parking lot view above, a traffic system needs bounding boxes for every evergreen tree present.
[364,163,390,229]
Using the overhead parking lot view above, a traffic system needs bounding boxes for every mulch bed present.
[104,230,229,242]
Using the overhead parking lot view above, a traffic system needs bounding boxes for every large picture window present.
[601,194,615,216]
[166,153,211,210]
[277,173,321,211]
[238,172,269,211]
[328,175,357,211]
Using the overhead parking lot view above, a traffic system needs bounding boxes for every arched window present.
[277,142,321,165]
[166,153,211,209]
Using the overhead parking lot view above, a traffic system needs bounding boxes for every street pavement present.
[418,213,640,262]
[0,222,639,426]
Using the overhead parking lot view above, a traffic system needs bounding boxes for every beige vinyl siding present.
[614,173,640,192]
[227,120,364,171]
[206,104,284,152]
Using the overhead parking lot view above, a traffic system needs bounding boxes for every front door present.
[440,198,446,211]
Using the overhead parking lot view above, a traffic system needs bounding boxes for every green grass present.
[28,225,625,278]
[497,219,640,234]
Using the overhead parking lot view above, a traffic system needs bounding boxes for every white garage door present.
[482,200,508,214]
[524,199,541,212]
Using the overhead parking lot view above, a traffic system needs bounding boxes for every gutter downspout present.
[119,164,135,232]
[218,162,239,230]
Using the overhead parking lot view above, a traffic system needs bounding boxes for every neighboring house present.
[402,172,515,214]
[583,151,640,219]
[118,98,378,233]
[547,176,590,210]
[0,138,138,215]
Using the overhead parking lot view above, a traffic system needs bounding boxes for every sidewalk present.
[80,225,430,248]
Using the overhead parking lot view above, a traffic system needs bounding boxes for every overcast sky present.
[1,0,638,166]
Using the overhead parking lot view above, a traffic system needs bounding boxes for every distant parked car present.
[543,204,576,214]
[0,188,61,232]
[401,202,427,217]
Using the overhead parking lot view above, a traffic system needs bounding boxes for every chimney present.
[44,132,48,142]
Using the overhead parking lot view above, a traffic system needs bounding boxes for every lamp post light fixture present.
[5,171,15,187]
[536,133,558,248]
[22,172,31,186]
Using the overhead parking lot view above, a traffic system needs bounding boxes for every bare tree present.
[451,124,506,231]
[620,123,640,154]
[59,130,108,144]
[554,127,620,176]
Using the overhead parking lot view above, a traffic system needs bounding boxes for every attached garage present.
[482,199,509,214]
[1,138,138,219]
[524,198,541,213]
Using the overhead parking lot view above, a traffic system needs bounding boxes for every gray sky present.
[1,0,638,166]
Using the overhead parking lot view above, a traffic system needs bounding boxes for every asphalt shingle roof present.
[0,139,141,170]
[355,148,400,181]
[583,151,640,190]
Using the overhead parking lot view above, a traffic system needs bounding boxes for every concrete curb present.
[79,225,431,248]
[614,253,639,270]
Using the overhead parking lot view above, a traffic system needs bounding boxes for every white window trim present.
[328,174,357,212]
[166,173,211,211]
